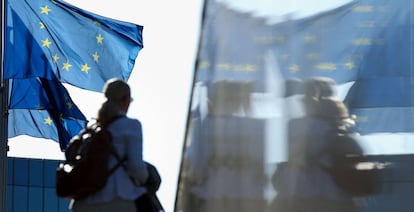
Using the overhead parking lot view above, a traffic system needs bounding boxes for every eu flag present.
[4,0,143,150]
[177,1,414,212]
[195,1,270,86]
[8,76,87,150]
[5,0,143,92]
[194,0,414,134]
[269,0,414,133]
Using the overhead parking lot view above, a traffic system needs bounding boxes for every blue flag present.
[268,0,414,134]
[4,0,143,150]
[5,0,143,92]
[194,0,414,134]
[195,1,270,87]
[8,76,88,150]
[270,0,412,86]
[177,2,414,212]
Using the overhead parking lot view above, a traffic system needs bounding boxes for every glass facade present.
[7,157,69,212]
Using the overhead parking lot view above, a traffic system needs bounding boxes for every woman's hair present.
[318,97,349,120]
[318,96,355,127]
[302,77,336,115]
[97,78,131,125]
[304,77,336,99]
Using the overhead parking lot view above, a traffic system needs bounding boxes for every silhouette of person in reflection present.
[179,80,267,212]
[270,77,357,212]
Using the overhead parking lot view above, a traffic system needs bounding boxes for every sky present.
[8,0,414,211]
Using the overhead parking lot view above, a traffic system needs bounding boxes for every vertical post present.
[174,0,208,211]
[0,81,8,212]
[0,0,9,210]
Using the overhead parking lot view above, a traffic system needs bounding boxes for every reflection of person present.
[271,77,356,212]
[178,80,267,212]
[70,78,149,212]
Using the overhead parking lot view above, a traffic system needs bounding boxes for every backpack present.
[324,129,381,196]
[56,119,126,200]
[134,162,165,212]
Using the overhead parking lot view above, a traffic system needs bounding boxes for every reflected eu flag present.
[192,0,413,134]
[195,2,270,86]
[5,0,143,92]
[269,0,414,134]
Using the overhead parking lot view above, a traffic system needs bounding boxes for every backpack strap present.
[110,151,138,186]
[102,114,127,176]
[107,154,128,176]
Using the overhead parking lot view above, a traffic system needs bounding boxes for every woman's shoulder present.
[289,116,329,127]
[109,116,142,131]
[289,116,334,135]
[118,116,141,125]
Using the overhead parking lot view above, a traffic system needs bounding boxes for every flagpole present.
[0,0,9,210]
[174,0,208,210]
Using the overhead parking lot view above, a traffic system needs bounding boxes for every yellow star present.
[42,38,52,48]
[96,34,104,44]
[53,54,59,63]
[92,52,99,62]
[244,64,256,72]
[67,101,73,109]
[44,117,53,125]
[62,61,72,71]
[353,5,373,13]
[288,64,300,73]
[315,63,336,71]
[352,38,372,46]
[81,63,91,73]
[40,5,51,15]
[198,60,210,69]
[216,63,231,70]
[304,35,316,43]
[344,62,355,69]
[39,22,45,29]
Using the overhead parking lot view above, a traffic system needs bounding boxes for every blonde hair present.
[97,78,131,125]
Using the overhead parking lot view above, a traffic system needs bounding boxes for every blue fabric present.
[8,77,87,150]
[271,0,412,86]
[5,0,143,92]
[194,0,414,134]
[269,0,414,134]
[5,0,144,149]
[195,1,270,85]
